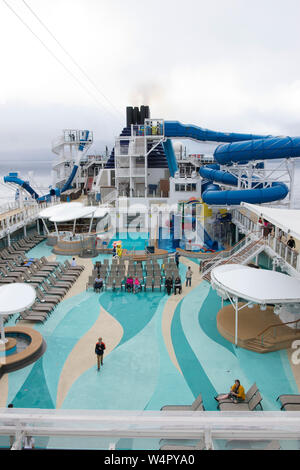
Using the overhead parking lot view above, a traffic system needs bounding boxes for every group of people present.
[93,262,194,295]
[126,276,141,293]
[259,218,298,251]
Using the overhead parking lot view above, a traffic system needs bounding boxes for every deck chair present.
[16,309,48,323]
[160,393,204,411]
[219,391,263,411]
[276,394,300,409]
[281,403,300,411]
[36,287,60,305]
[42,282,65,298]
[160,440,205,451]
[65,260,84,272]
[217,383,259,407]
[40,256,60,268]
[226,440,281,450]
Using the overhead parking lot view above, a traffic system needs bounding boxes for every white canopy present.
[0,283,36,315]
[39,202,83,219]
[84,207,109,219]
[0,283,36,344]
[241,202,300,240]
[211,264,300,304]
[49,206,96,223]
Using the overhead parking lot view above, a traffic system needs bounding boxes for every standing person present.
[71,257,77,267]
[185,266,193,287]
[95,337,106,371]
[175,252,180,268]
[287,236,296,249]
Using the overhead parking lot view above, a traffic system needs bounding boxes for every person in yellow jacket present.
[214,379,245,404]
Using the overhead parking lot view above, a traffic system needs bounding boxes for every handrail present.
[202,229,262,267]
[257,318,300,341]
[201,231,263,276]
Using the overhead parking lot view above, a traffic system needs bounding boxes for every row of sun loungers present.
[160,385,300,415]
[15,259,84,323]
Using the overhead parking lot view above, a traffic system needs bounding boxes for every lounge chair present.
[16,310,48,323]
[160,394,204,411]
[36,288,60,306]
[64,260,84,272]
[153,278,162,291]
[281,403,300,411]
[226,440,281,450]
[219,391,263,411]
[160,440,205,451]
[216,383,259,407]
[276,394,300,409]
[40,256,60,268]
[42,282,65,298]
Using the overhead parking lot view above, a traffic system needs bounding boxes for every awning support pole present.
[235,296,238,348]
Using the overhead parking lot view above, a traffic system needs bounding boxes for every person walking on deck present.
[185,266,193,287]
[95,337,106,371]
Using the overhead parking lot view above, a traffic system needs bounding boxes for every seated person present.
[214,379,245,404]
[133,277,141,293]
[126,276,134,292]
[93,276,103,292]
[165,276,173,295]
[174,276,182,295]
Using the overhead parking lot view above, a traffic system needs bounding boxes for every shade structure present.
[211,264,300,347]
[49,205,96,223]
[0,283,36,344]
[211,264,300,304]
[241,202,300,240]
[84,207,109,218]
[39,202,83,219]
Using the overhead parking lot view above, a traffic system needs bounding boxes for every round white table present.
[0,283,36,344]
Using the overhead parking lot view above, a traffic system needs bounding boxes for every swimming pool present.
[108,231,149,250]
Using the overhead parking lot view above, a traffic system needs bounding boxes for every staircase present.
[243,319,300,353]
[202,236,265,282]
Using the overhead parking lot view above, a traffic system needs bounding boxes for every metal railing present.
[200,231,261,277]
[266,235,299,271]
[1,409,300,450]
[258,318,300,346]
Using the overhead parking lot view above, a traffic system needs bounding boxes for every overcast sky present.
[1,0,300,168]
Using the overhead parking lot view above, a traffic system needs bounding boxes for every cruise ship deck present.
[1,229,300,449]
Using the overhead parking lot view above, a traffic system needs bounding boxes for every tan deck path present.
[56,306,123,408]
[161,256,202,375]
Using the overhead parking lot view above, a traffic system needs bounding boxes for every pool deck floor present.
[1,243,300,417]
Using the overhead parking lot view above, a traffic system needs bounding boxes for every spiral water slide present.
[4,132,90,201]
[164,121,299,205]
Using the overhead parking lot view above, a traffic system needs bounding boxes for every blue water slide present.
[3,175,40,199]
[164,120,295,205]
[164,121,268,143]
[162,139,178,177]
[214,136,300,164]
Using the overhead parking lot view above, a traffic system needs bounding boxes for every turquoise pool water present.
[108,231,149,250]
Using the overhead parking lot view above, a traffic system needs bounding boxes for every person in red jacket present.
[95,337,106,371]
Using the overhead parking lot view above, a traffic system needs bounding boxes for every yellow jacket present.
[231,384,245,400]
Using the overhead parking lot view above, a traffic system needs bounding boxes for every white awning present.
[241,202,300,240]
[39,202,83,219]
[85,207,109,218]
[0,283,36,315]
[211,264,300,304]
[49,206,96,222]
